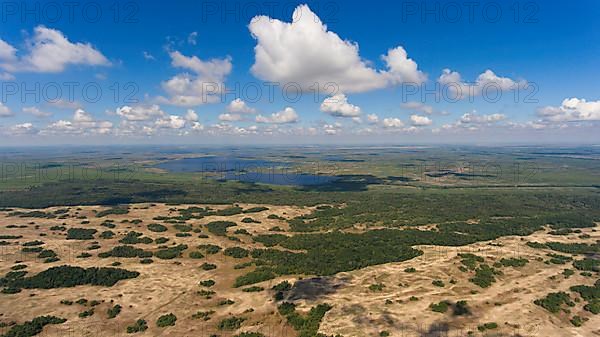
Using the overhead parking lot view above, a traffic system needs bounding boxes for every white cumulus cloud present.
[256,107,299,124]
[320,94,361,118]
[538,98,600,122]
[438,69,526,100]
[249,4,424,94]
[410,114,432,126]
[0,26,110,73]
[226,98,256,114]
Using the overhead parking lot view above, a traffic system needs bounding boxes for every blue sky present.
[0,0,599,144]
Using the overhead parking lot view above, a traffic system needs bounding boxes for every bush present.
[22,240,44,246]
[96,208,129,218]
[477,322,498,331]
[200,263,217,271]
[218,316,245,330]
[234,333,265,337]
[404,267,416,273]
[107,304,122,318]
[99,231,115,239]
[453,300,470,316]
[272,281,292,291]
[189,251,204,259]
[234,228,251,235]
[174,224,192,232]
[432,280,445,287]
[241,217,260,223]
[469,264,501,288]
[156,313,177,327]
[369,283,385,291]
[243,206,269,213]
[0,316,66,337]
[216,206,243,216]
[191,310,215,320]
[126,319,147,333]
[119,231,153,244]
[78,309,94,318]
[155,244,188,259]
[147,223,167,232]
[534,292,575,313]
[198,244,221,254]
[253,234,288,247]
[155,237,169,244]
[573,258,599,271]
[206,221,237,236]
[5,265,139,290]
[224,247,249,258]
[234,268,276,287]
[498,257,528,267]
[199,280,215,287]
[98,245,152,258]
[430,301,450,313]
[66,228,97,240]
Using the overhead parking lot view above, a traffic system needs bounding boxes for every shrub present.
[200,263,217,271]
[218,316,245,330]
[174,224,192,232]
[5,265,139,289]
[469,264,501,288]
[369,283,385,291]
[272,281,292,291]
[0,316,66,337]
[477,322,498,331]
[107,304,122,318]
[241,217,260,223]
[243,206,269,213]
[234,228,251,235]
[573,258,599,271]
[147,223,167,232]
[126,319,147,333]
[498,257,528,267]
[67,228,97,240]
[534,292,575,313]
[155,244,188,260]
[96,208,129,218]
[156,313,177,327]
[430,301,450,313]
[234,333,265,337]
[404,267,416,273]
[198,244,221,254]
[234,268,276,287]
[189,251,204,259]
[99,231,115,239]
[197,289,215,299]
[155,237,169,244]
[199,280,215,287]
[98,245,152,258]
[206,221,237,236]
[216,206,243,216]
[22,240,44,246]
[224,247,249,258]
[453,300,470,316]
[119,232,153,244]
[432,280,445,287]
[191,310,215,320]
[78,309,94,318]
[253,234,288,247]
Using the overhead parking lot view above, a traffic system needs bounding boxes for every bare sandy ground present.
[0,204,597,337]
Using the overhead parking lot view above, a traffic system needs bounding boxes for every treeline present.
[1,265,138,291]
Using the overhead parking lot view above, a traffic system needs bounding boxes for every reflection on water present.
[155,156,337,186]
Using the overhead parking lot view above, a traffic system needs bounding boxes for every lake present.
[155,156,337,186]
